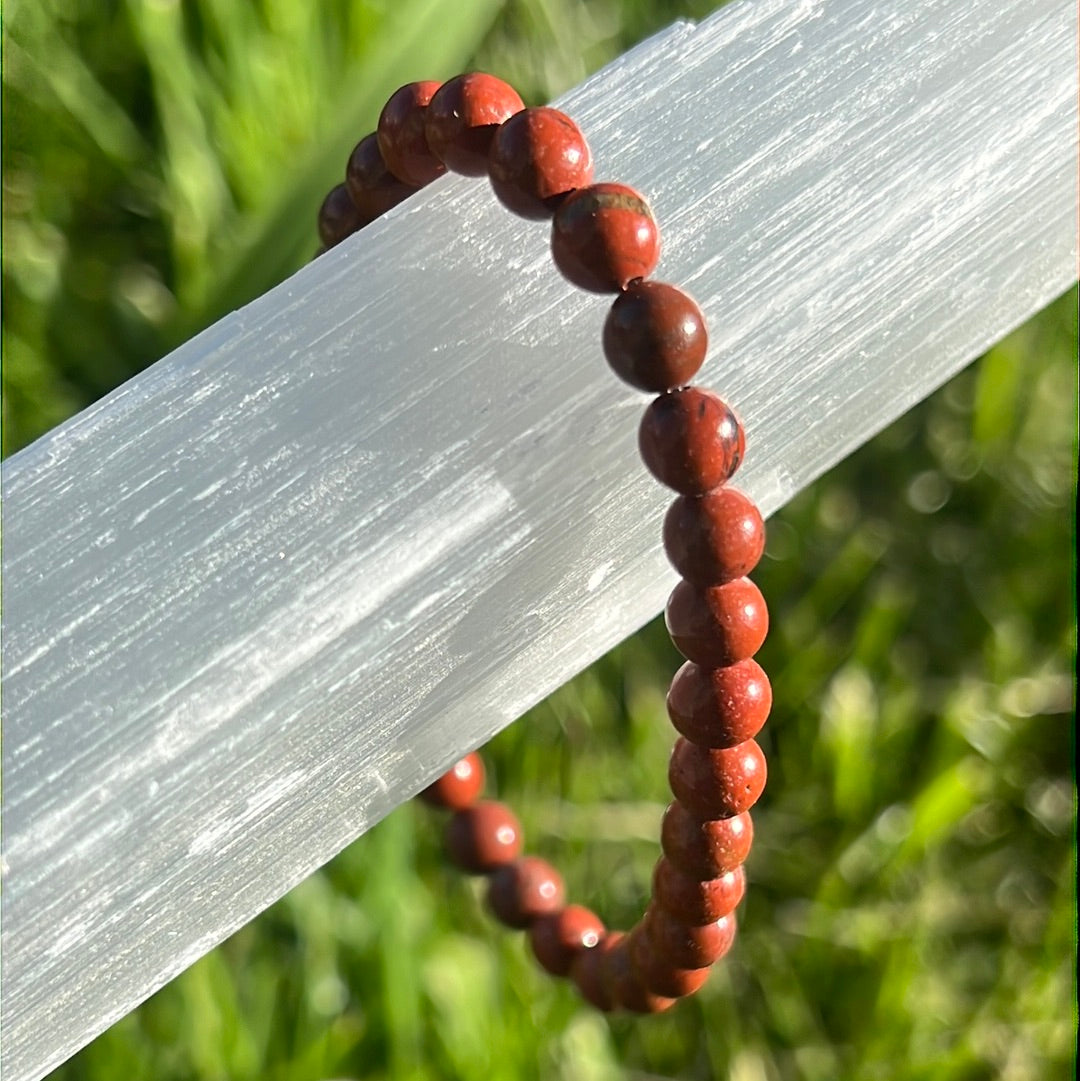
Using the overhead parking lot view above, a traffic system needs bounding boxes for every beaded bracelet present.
[315,73,771,1014]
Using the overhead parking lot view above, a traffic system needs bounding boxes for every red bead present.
[551,183,660,293]
[666,659,772,748]
[488,107,593,219]
[608,929,676,1013]
[445,800,522,873]
[639,388,745,495]
[377,81,447,187]
[653,859,746,924]
[644,905,738,968]
[571,931,622,1011]
[663,488,765,585]
[317,183,362,247]
[486,856,565,929]
[666,577,768,666]
[628,925,711,998]
[603,281,708,392]
[425,73,525,176]
[419,752,485,809]
[668,738,767,819]
[345,133,419,220]
[660,802,754,879]
[529,904,605,977]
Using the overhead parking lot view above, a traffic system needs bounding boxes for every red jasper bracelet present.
[316,73,771,1014]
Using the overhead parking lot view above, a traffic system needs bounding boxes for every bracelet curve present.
[315,71,771,1015]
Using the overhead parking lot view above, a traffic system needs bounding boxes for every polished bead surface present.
[529,904,605,977]
[345,133,419,220]
[425,73,525,176]
[607,932,676,1013]
[570,931,622,1011]
[660,802,754,879]
[668,738,768,819]
[666,659,772,747]
[602,281,708,392]
[551,183,660,293]
[317,183,362,248]
[377,81,447,187]
[444,800,522,873]
[419,751,485,810]
[487,855,565,929]
[639,388,745,494]
[488,107,593,219]
[628,926,711,998]
[666,577,768,666]
[644,905,738,968]
[663,488,765,585]
[653,859,746,923]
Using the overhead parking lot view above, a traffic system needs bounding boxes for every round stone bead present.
[345,133,419,220]
[668,738,768,820]
[666,577,768,666]
[377,81,447,187]
[488,107,593,219]
[445,800,522,874]
[638,388,745,495]
[603,281,707,392]
[570,930,623,1011]
[644,905,738,968]
[529,904,605,977]
[663,488,765,585]
[425,73,525,175]
[628,925,711,998]
[487,856,565,929]
[607,931,676,1013]
[419,752,485,810]
[653,859,746,924]
[660,802,754,879]
[551,183,660,293]
[317,183,363,248]
[666,659,772,748]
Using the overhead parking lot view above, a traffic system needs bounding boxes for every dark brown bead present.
[488,107,593,219]
[602,281,708,392]
[345,133,419,220]
[425,73,525,176]
[665,577,768,666]
[377,81,447,187]
[419,752,485,810]
[666,659,772,747]
[608,929,677,1013]
[644,904,738,968]
[628,924,711,998]
[653,859,746,924]
[317,183,362,248]
[550,183,660,293]
[529,904,605,977]
[571,931,623,1011]
[445,800,522,874]
[668,738,767,820]
[660,802,754,879]
[663,488,765,585]
[639,389,745,494]
[487,856,565,929]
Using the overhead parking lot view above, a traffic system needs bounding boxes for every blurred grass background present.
[2,1,1075,1079]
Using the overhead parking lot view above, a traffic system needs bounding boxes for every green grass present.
[3,2,1076,1080]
